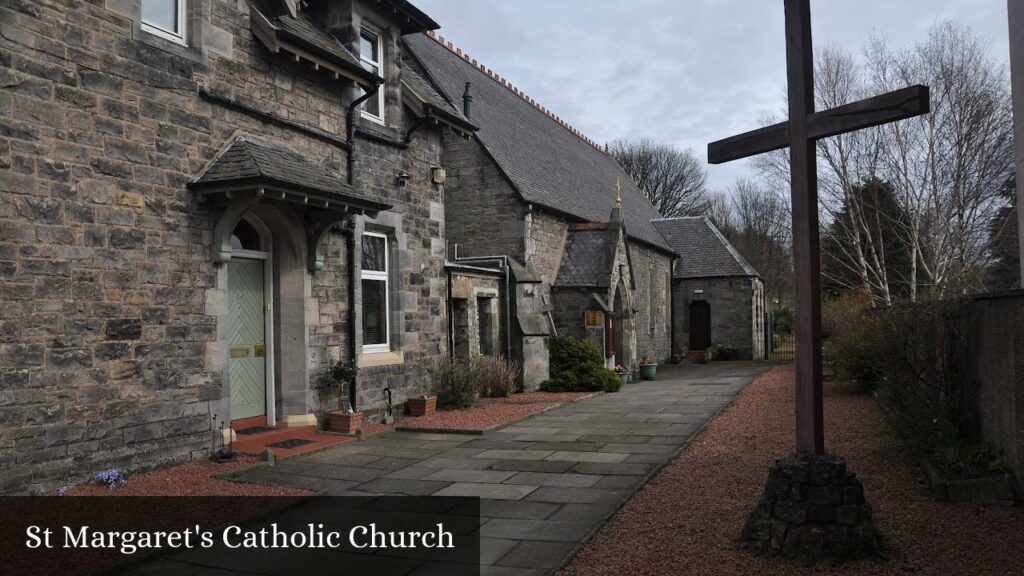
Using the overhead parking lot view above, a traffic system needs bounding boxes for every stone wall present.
[630,241,673,364]
[441,133,527,262]
[526,209,567,285]
[449,271,503,359]
[0,0,447,492]
[673,276,758,359]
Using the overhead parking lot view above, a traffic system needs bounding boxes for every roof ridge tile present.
[426,29,606,154]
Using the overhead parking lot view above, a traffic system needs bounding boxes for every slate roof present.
[652,217,760,279]
[189,136,392,212]
[405,34,672,253]
[555,229,612,287]
[263,10,379,85]
[401,56,474,129]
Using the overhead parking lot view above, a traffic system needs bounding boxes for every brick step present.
[230,425,353,458]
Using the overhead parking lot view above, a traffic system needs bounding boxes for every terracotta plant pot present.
[329,410,363,434]
[408,396,437,417]
[640,363,658,381]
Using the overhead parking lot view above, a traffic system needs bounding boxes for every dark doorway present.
[689,300,711,350]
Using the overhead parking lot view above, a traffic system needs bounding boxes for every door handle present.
[255,344,265,357]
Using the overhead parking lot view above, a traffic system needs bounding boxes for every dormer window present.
[359,25,385,123]
[141,0,187,44]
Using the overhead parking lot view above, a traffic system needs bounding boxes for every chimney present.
[462,82,473,119]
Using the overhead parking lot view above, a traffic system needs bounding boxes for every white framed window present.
[359,25,385,124]
[361,232,390,353]
[141,0,187,44]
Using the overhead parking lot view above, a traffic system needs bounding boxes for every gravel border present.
[558,365,1024,576]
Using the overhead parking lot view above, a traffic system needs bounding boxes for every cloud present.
[414,0,1010,192]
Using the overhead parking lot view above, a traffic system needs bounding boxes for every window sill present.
[357,351,404,368]
[134,24,206,65]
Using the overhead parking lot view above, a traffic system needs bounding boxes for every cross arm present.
[707,84,930,164]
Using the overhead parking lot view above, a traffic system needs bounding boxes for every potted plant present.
[408,394,437,417]
[614,364,630,386]
[639,356,658,381]
[321,359,361,433]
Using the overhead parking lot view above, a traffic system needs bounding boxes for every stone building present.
[406,33,677,384]
[0,0,768,493]
[654,217,766,360]
[0,0,482,492]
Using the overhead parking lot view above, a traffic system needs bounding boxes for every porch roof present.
[188,136,392,216]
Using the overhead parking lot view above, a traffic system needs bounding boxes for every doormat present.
[236,426,274,435]
[266,439,317,449]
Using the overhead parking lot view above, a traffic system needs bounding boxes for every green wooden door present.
[228,259,266,420]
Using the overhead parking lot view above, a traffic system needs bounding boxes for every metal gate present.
[764,309,795,362]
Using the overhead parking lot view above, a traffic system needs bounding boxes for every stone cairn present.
[741,453,883,562]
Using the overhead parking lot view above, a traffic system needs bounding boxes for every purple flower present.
[57,486,68,496]
[95,469,128,490]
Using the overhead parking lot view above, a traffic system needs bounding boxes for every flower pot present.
[329,410,363,434]
[616,371,630,386]
[640,363,658,381]
[408,396,437,417]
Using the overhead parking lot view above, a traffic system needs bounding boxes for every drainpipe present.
[669,256,679,362]
[345,84,381,186]
[345,217,359,412]
[446,262,455,358]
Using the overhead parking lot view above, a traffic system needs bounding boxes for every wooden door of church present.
[689,301,711,351]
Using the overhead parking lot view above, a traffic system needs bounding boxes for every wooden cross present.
[707,0,930,454]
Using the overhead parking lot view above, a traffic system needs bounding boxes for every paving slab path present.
[167,362,768,575]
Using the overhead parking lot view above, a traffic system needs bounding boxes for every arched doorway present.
[689,300,711,351]
[219,204,311,427]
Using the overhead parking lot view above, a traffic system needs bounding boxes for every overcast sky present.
[413,0,1011,192]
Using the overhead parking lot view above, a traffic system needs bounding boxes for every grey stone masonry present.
[0,0,449,492]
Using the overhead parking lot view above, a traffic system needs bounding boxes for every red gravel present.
[398,392,594,432]
[61,456,311,496]
[560,365,1024,576]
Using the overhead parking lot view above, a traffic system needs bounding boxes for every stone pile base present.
[742,453,883,562]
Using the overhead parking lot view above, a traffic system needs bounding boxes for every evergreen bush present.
[540,335,622,393]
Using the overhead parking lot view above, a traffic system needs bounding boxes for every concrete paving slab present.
[495,541,578,569]
[544,451,629,463]
[424,469,518,484]
[503,472,602,488]
[434,482,539,500]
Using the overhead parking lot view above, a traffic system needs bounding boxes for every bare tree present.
[754,22,1014,302]
[867,23,1014,299]
[610,138,709,217]
[712,179,793,302]
[704,190,737,234]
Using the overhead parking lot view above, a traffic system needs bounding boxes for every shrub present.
[541,335,622,393]
[822,293,884,383]
[712,344,738,361]
[430,357,479,409]
[476,355,520,398]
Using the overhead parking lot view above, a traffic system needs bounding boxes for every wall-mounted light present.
[431,167,447,185]
[396,170,411,186]
[693,289,704,295]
